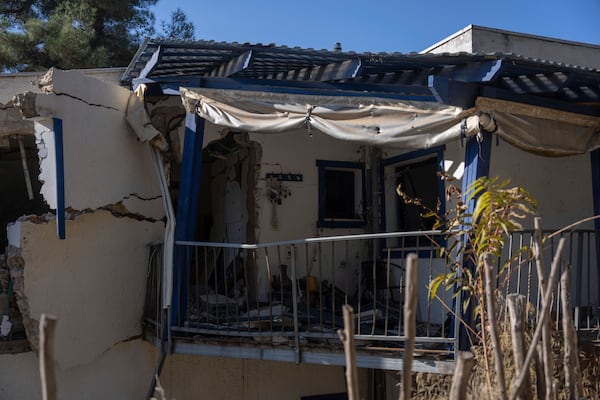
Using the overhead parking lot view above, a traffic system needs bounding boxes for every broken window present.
[316,160,365,228]
[395,157,439,231]
[382,146,445,251]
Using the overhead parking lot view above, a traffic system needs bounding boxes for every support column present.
[53,118,65,240]
[591,150,600,231]
[590,149,600,311]
[455,131,492,351]
[172,112,205,326]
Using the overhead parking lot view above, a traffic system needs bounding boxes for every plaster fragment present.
[12,92,38,119]
[7,221,21,248]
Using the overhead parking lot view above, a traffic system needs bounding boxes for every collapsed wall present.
[0,68,166,398]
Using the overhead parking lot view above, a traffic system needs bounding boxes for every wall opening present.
[189,131,261,303]
[0,134,48,353]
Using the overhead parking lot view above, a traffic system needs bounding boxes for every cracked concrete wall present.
[6,210,162,370]
[0,69,166,399]
[21,70,163,215]
[0,339,156,400]
[1,68,124,146]
[0,69,124,104]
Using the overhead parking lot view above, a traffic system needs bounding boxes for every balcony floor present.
[143,323,456,374]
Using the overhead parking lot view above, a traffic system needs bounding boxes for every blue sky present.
[151,0,600,53]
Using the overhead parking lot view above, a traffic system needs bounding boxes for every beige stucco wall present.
[490,138,594,230]
[160,354,359,400]
[0,339,157,400]
[385,136,594,231]
[30,70,162,214]
[0,340,360,400]
[253,128,366,300]
[0,70,167,399]
[0,68,124,104]
[8,210,163,369]
[251,128,366,242]
[0,351,41,399]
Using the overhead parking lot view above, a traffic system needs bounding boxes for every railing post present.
[290,244,301,364]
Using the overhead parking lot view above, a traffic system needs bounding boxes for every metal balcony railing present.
[145,231,457,357]
[143,229,600,364]
[494,229,600,331]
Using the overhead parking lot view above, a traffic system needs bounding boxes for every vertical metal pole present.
[589,150,600,311]
[52,118,65,240]
[290,245,300,364]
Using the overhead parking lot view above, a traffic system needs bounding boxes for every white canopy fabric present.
[180,87,600,156]
[180,87,480,149]
[475,97,600,157]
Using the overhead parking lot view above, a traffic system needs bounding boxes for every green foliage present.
[399,176,537,316]
[159,7,194,40]
[0,0,159,70]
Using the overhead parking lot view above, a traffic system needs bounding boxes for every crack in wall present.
[99,203,160,223]
[49,92,122,112]
[123,193,162,201]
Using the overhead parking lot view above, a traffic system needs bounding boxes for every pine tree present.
[0,0,158,71]
[159,7,194,40]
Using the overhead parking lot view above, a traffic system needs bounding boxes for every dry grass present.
[411,325,600,400]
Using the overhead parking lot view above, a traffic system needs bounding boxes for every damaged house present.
[1,25,600,399]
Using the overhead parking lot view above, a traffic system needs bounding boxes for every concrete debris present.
[37,69,54,94]
[6,245,38,352]
[12,92,38,119]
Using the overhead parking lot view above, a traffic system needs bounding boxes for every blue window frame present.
[380,145,446,256]
[316,160,366,228]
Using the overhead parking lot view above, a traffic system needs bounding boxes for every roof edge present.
[421,24,600,54]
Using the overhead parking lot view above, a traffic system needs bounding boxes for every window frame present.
[380,145,446,257]
[316,159,366,228]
